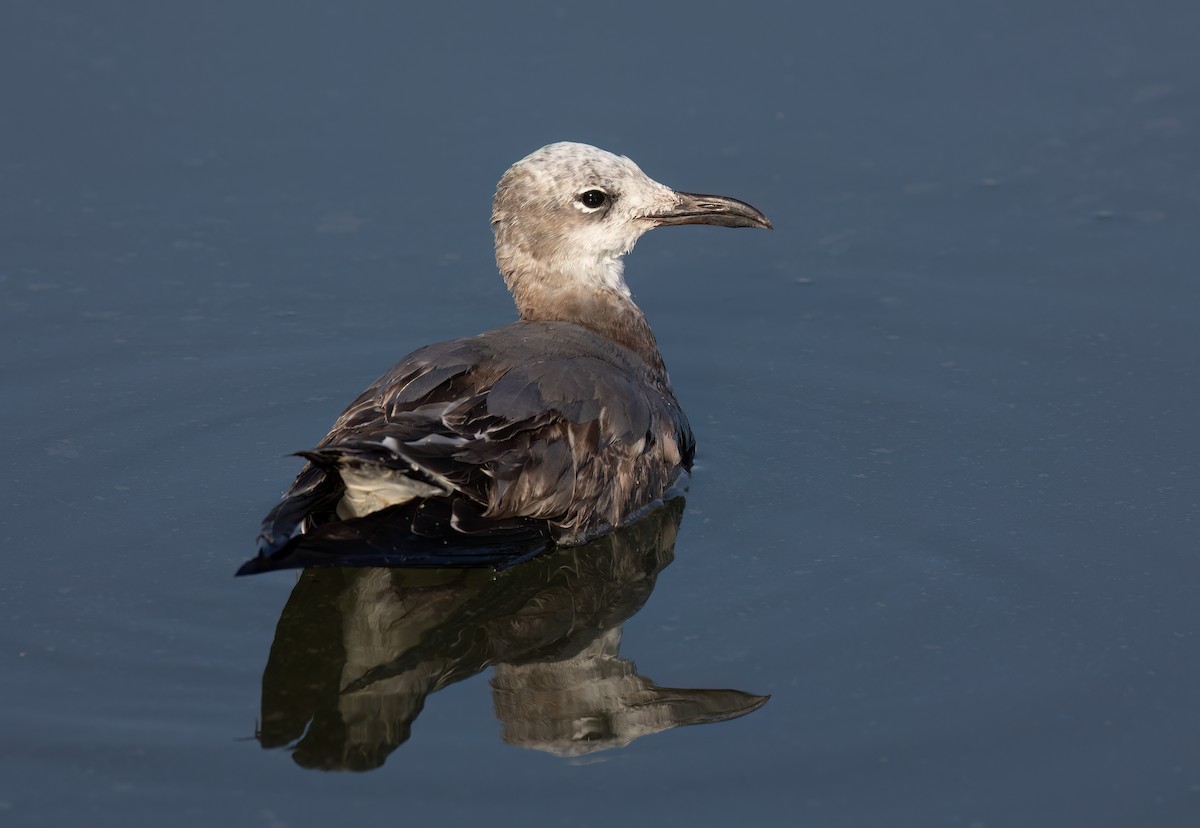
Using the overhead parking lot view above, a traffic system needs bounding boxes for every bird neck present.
[503,258,668,377]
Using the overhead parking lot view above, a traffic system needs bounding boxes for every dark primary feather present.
[240,502,554,575]
[251,320,694,568]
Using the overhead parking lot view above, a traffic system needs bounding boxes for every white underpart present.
[552,220,636,297]
[336,467,447,519]
[588,253,631,297]
[335,436,461,519]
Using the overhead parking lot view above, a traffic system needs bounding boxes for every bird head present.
[492,142,771,297]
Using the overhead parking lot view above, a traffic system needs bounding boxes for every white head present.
[492,142,770,303]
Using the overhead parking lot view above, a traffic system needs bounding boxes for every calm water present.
[3,3,1198,826]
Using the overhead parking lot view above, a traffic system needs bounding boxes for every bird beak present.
[647,191,773,230]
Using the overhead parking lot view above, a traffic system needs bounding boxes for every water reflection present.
[256,498,767,770]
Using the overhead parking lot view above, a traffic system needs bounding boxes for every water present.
[3,2,1198,826]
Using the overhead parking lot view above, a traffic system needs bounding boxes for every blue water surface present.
[2,2,1197,826]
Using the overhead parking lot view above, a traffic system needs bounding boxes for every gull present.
[241,142,770,574]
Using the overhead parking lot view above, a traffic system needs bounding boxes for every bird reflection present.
[256,497,767,771]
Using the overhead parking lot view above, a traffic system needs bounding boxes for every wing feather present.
[255,322,693,562]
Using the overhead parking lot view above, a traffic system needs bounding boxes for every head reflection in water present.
[492,627,766,756]
[255,498,767,771]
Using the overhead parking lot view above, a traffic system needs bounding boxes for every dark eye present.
[578,189,608,209]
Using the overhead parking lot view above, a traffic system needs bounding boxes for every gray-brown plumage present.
[244,142,770,573]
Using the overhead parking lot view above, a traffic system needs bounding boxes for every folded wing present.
[255,322,694,562]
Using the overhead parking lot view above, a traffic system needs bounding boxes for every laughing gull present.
[244,142,770,572]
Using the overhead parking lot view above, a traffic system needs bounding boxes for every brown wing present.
[257,322,693,556]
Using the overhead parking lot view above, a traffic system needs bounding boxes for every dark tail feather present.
[238,502,553,576]
[255,465,343,558]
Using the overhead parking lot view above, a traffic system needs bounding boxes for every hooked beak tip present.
[650,191,772,230]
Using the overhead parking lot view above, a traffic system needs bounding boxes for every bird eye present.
[578,189,608,210]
